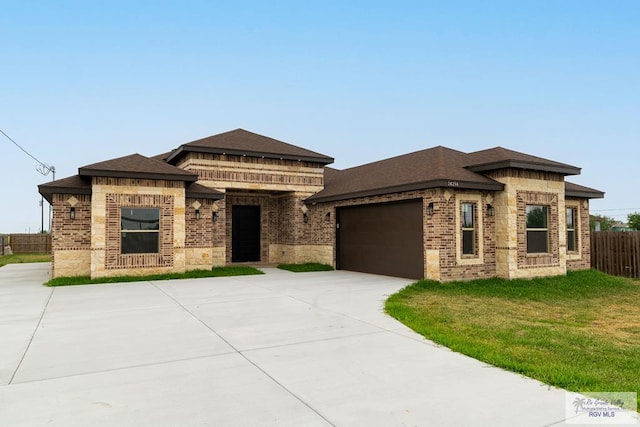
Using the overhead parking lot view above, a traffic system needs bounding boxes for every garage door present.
[336,199,424,280]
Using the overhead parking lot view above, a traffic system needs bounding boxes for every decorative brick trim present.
[93,177,184,188]
[178,153,324,188]
[485,169,564,182]
[455,194,484,266]
[105,193,174,270]
[191,168,323,187]
[517,191,560,268]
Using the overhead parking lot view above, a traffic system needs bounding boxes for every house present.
[38,128,604,281]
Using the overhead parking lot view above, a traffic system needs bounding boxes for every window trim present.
[455,194,483,265]
[461,202,476,256]
[526,205,549,254]
[565,203,582,258]
[566,206,577,252]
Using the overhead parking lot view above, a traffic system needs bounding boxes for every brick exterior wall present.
[307,188,498,281]
[47,154,595,281]
[52,194,92,250]
[51,193,92,277]
[225,193,277,264]
[90,177,187,278]
[565,198,592,271]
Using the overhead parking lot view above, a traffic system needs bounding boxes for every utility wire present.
[0,129,54,175]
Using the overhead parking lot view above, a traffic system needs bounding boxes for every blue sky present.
[1,1,638,232]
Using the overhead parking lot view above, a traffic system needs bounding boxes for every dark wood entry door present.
[232,205,261,262]
[337,200,424,280]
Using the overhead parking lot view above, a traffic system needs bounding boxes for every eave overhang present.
[467,160,581,176]
[166,145,334,166]
[306,179,505,204]
[78,168,198,182]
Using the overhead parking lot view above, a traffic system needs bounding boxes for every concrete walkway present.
[0,263,581,426]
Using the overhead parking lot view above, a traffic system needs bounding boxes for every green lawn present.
[385,269,640,411]
[46,266,264,286]
[277,262,334,272]
[0,253,51,268]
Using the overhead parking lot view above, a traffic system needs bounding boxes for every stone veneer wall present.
[91,177,186,278]
[487,169,566,279]
[565,198,592,271]
[184,197,226,269]
[51,193,92,278]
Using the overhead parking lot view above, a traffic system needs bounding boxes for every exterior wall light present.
[212,212,218,222]
[325,212,331,222]
[487,204,495,217]
[70,207,76,220]
[303,213,309,223]
[195,209,201,220]
[427,202,434,216]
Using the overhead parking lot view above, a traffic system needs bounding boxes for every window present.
[121,208,160,254]
[526,205,548,253]
[461,202,475,255]
[567,207,577,252]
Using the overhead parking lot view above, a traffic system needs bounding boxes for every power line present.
[1,128,55,233]
[1,129,43,166]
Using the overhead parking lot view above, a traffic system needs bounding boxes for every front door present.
[232,205,261,262]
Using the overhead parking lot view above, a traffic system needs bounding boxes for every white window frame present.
[456,194,483,265]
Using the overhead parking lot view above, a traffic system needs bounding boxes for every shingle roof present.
[565,181,605,199]
[307,146,504,203]
[465,147,581,175]
[150,150,176,162]
[165,128,334,165]
[185,182,224,200]
[79,153,198,182]
[38,175,92,204]
[308,146,600,204]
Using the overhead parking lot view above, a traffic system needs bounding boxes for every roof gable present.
[165,128,334,165]
[79,153,198,182]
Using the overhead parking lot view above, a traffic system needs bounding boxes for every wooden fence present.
[6,234,52,254]
[591,231,640,278]
[0,234,8,256]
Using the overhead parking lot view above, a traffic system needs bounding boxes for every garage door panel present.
[337,200,424,280]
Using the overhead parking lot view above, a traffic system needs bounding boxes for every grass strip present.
[385,269,640,411]
[46,266,264,286]
[277,262,334,272]
[0,253,51,268]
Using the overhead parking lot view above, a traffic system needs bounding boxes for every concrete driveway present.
[0,263,577,426]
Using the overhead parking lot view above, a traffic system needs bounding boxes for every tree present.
[627,212,640,230]
[590,215,616,231]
